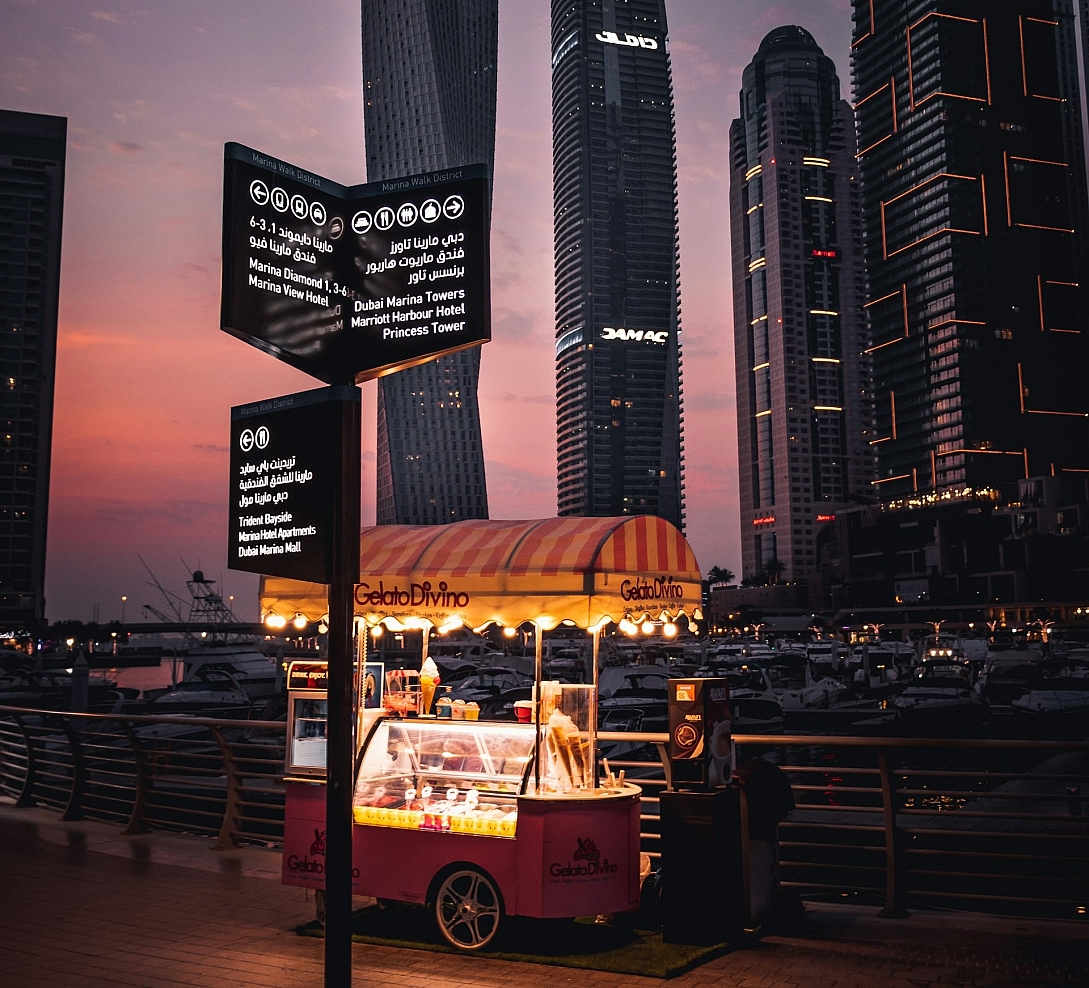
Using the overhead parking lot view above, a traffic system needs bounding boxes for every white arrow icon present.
[249,180,269,205]
[239,429,255,452]
[443,195,465,220]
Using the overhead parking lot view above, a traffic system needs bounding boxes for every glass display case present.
[353,719,534,837]
[536,682,596,794]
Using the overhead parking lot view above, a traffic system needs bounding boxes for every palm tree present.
[764,557,786,585]
[706,565,735,586]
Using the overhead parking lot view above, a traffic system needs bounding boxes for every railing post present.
[11,714,38,808]
[53,714,87,821]
[121,722,151,835]
[210,726,243,850]
[877,751,906,917]
[654,741,673,791]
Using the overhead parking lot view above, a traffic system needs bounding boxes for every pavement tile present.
[3,808,1089,988]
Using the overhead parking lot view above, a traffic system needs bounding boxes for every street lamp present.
[121,596,127,624]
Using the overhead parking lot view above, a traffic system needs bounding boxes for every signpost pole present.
[324,390,361,987]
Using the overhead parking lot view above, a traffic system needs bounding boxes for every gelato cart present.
[271,516,703,949]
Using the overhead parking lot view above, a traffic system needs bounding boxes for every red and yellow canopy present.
[260,515,702,631]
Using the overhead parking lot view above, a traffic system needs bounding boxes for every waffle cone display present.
[546,709,590,790]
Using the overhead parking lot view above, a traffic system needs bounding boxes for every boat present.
[597,669,671,735]
[891,673,987,735]
[130,570,283,705]
[694,659,785,733]
[1010,656,1089,739]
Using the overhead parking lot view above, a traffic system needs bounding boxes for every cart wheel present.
[434,868,502,950]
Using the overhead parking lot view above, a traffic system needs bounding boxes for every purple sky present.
[1,0,853,621]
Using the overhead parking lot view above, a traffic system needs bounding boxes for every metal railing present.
[2,705,1087,919]
[0,706,285,848]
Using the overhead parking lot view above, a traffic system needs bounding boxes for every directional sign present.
[228,387,360,584]
[221,143,491,384]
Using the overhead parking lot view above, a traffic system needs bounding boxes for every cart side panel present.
[283,780,367,892]
[353,825,519,906]
[518,795,641,919]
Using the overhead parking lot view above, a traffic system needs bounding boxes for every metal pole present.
[533,622,543,794]
[324,389,361,987]
[591,626,600,787]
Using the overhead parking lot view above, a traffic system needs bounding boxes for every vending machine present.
[285,660,329,777]
[667,677,732,789]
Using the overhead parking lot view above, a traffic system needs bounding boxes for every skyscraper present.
[552,0,684,529]
[728,28,873,585]
[362,0,496,524]
[853,0,1089,501]
[0,109,65,628]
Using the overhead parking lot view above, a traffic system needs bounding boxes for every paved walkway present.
[2,803,1088,988]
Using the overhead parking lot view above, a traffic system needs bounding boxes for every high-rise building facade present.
[853,0,1089,502]
[362,0,496,524]
[728,28,873,584]
[552,0,684,528]
[0,109,64,628]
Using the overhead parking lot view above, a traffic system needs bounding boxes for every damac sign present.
[355,580,470,609]
[620,576,685,602]
[595,31,659,50]
[601,327,667,344]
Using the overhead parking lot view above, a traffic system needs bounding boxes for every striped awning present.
[260,515,703,631]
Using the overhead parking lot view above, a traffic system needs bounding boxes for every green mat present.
[296,905,728,979]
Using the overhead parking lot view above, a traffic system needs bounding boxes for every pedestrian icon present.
[271,188,289,213]
[310,201,327,226]
[375,206,395,231]
[291,195,308,220]
[420,199,441,223]
[239,429,255,452]
[255,426,270,449]
[328,216,344,239]
[397,202,418,227]
[249,180,269,206]
[351,211,372,235]
[443,195,465,220]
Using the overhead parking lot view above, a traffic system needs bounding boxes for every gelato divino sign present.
[221,142,491,384]
[620,576,686,601]
[354,580,471,610]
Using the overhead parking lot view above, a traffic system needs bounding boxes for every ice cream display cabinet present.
[351,715,641,949]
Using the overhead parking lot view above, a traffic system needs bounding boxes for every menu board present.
[228,386,359,583]
[221,142,490,383]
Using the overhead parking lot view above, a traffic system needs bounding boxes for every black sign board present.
[221,143,490,384]
[229,387,359,583]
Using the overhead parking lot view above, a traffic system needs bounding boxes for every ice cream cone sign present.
[420,656,440,716]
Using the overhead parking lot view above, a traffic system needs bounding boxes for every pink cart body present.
[283,780,640,918]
